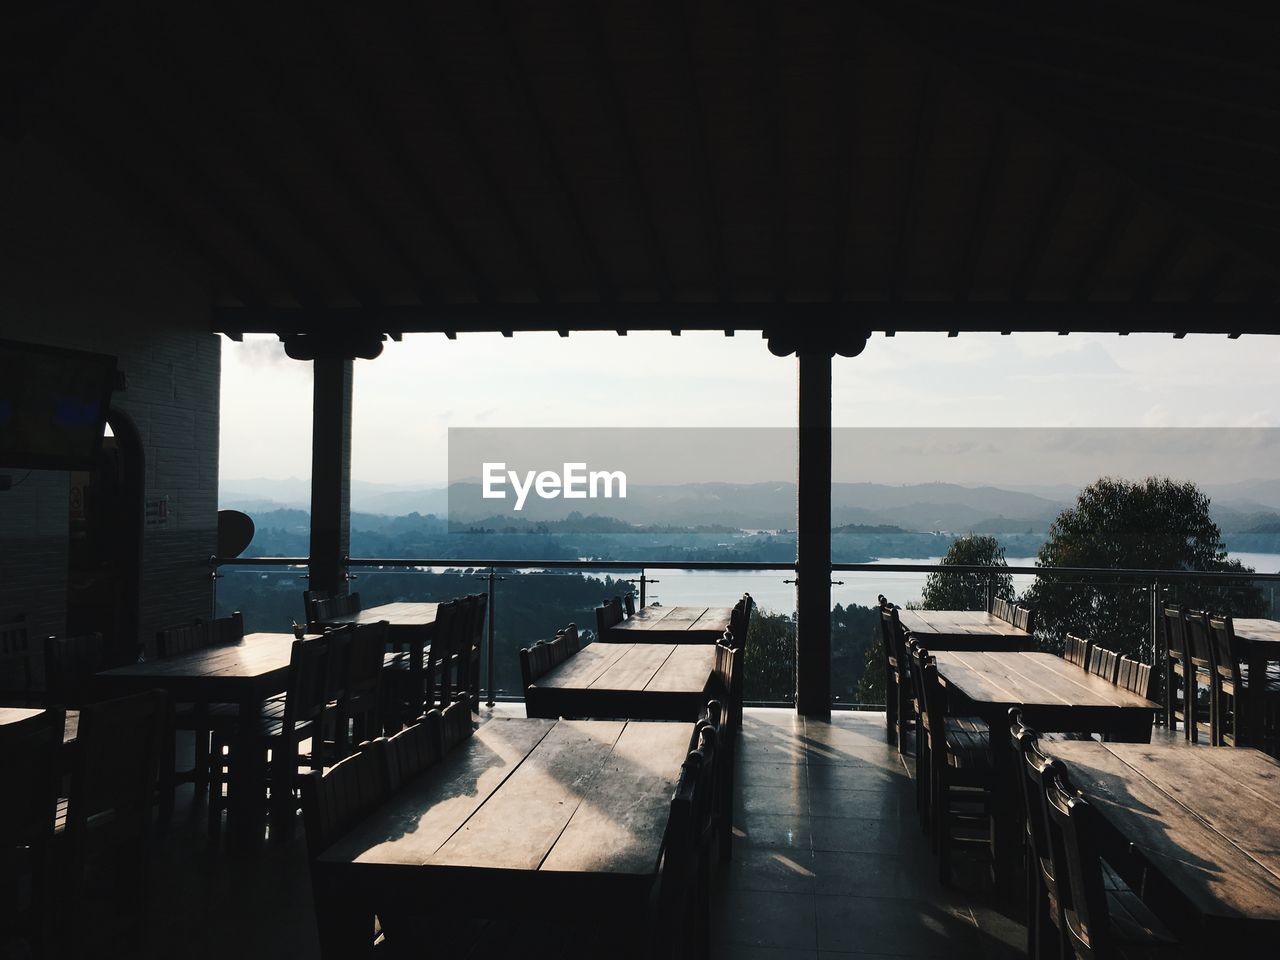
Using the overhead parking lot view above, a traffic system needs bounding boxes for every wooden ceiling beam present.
[956,110,1011,302]
[889,67,939,302]
[828,3,859,302]
[1011,151,1078,302]
[213,301,1280,337]
[573,0,672,301]
[396,4,556,303]
[225,0,437,306]
[490,0,614,302]
[663,0,728,302]
[315,0,494,302]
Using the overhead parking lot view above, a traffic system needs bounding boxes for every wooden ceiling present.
[10,0,1280,338]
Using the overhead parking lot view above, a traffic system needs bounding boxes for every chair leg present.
[885,675,898,745]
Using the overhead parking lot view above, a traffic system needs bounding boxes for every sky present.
[219,330,1280,489]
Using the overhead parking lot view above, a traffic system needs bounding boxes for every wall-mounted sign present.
[145,496,169,526]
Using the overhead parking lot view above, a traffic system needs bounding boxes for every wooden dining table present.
[932,650,1159,900]
[315,601,442,719]
[525,642,717,721]
[601,605,732,644]
[1230,618,1280,747]
[96,631,296,846]
[1051,739,1280,949]
[898,609,1031,651]
[315,716,693,958]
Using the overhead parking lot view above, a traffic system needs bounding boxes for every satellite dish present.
[217,509,255,559]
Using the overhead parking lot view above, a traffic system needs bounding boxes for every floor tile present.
[809,815,911,854]
[814,895,981,956]
[712,888,818,950]
[739,760,809,787]
[720,845,817,895]
[809,850,943,900]
[714,946,818,960]
[736,811,812,850]
[738,781,809,817]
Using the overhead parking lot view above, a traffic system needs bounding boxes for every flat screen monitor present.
[0,339,117,470]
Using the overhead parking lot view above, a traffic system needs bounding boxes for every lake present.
[647,552,1280,615]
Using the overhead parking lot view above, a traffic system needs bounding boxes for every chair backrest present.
[301,738,388,860]
[1182,609,1214,671]
[729,594,754,649]
[908,641,930,733]
[0,707,64,848]
[520,630,578,689]
[283,633,336,732]
[346,620,389,697]
[1044,764,1113,960]
[1161,605,1187,661]
[469,592,488,647]
[66,690,167,856]
[302,590,327,624]
[43,632,106,708]
[556,622,581,655]
[1063,633,1091,669]
[623,593,636,617]
[595,597,624,636]
[1009,708,1056,896]
[440,696,474,751]
[878,597,906,670]
[384,710,442,792]
[312,592,362,623]
[1116,655,1153,698]
[992,597,1011,622]
[656,743,717,957]
[1012,605,1035,633]
[1087,644,1120,683]
[917,655,946,753]
[713,641,742,728]
[322,624,353,703]
[0,615,32,695]
[155,612,243,660]
[1206,614,1240,684]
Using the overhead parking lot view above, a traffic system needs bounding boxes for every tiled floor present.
[712,708,1024,960]
[123,706,1023,959]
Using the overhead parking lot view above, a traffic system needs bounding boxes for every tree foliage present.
[920,534,1014,611]
[1025,476,1264,657]
[743,608,796,702]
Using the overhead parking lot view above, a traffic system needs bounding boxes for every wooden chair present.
[1161,606,1197,737]
[300,740,389,959]
[878,596,913,752]
[43,632,106,708]
[440,695,474,751]
[714,637,743,735]
[311,591,362,625]
[992,597,1012,623]
[521,631,578,719]
[56,690,167,956]
[623,593,636,617]
[653,743,717,960]
[0,615,33,705]
[1181,610,1217,743]
[1063,633,1092,669]
[907,641,932,833]
[1013,605,1036,634]
[425,598,466,710]
[1010,709,1068,960]
[556,622,581,654]
[1087,645,1120,684]
[729,593,754,650]
[711,645,741,862]
[0,707,63,958]
[464,593,487,711]
[333,620,388,755]
[918,655,994,883]
[209,632,338,838]
[383,710,443,791]
[1044,765,1182,959]
[1207,613,1279,751]
[594,597,624,637]
[302,589,327,626]
[1116,656,1153,699]
[154,612,244,810]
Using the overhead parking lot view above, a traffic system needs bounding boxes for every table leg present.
[988,711,1021,907]
[228,690,266,848]
[1246,650,1268,748]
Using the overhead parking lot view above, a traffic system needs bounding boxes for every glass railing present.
[211,555,1280,712]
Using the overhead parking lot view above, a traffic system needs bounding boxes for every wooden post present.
[309,357,353,596]
[796,350,832,716]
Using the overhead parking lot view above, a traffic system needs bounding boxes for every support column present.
[796,350,832,716]
[309,357,353,596]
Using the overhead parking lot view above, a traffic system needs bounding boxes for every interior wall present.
[0,135,220,670]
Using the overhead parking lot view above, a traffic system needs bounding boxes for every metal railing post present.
[985,571,994,613]
[477,567,504,707]
[639,570,646,608]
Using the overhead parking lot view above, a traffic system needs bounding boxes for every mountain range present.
[221,477,1280,535]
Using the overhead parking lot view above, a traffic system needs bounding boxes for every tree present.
[742,608,796,702]
[1024,476,1264,658]
[920,534,1014,611]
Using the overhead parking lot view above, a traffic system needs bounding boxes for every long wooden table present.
[96,632,295,846]
[932,650,1158,900]
[601,605,732,644]
[1230,618,1280,747]
[898,609,1031,651]
[526,642,716,721]
[316,601,442,719]
[0,706,78,744]
[1051,740,1280,948]
[316,717,693,958]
